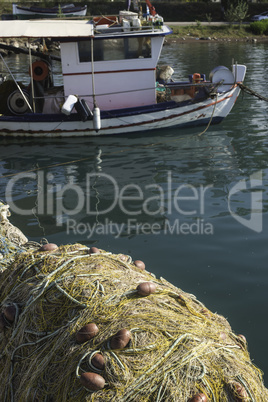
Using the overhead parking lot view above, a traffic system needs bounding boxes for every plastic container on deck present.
[119,11,138,23]
[61,95,77,115]
[132,17,141,29]
[96,24,109,30]
[122,19,131,32]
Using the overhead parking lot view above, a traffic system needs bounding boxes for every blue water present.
[0,41,268,384]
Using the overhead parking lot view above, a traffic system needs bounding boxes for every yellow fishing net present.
[0,203,267,401]
[0,242,267,402]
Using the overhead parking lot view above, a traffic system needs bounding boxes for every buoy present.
[110,328,131,349]
[91,353,105,370]
[29,60,49,81]
[3,304,16,322]
[93,107,101,132]
[76,323,99,344]
[80,372,105,391]
[137,282,156,296]
[119,254,128,261]
[134,260,145,270]
[229,381,248,400]
[89,246,100,254]
[189,393,207,402]
[193,73,201,84]
[38,243,58,252]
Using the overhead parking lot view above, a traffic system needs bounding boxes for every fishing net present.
[0,204,267,401]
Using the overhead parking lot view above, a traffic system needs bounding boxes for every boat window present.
[78,37,151,62]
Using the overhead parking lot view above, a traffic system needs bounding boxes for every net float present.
[89,247,100,254]
[137,282,156,296]
[134,260,145,270]
[80,372,105,391]
[3,304,16,322]
[76,323,99,344]
[91,353,105,370]
[110,328,131,349]
[119,254,128,261]
[189,393,207,402]
[38,243,58,252]
[229,381,248,400]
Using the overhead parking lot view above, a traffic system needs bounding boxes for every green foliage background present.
[1,1,268,22]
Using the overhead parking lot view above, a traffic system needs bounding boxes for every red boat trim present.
[63,68,156,77]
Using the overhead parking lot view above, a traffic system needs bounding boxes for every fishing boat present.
[12,3,88,19]
[0,2,246,138]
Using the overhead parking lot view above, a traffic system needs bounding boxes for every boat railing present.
[165,79,235,93]
[94,24,164,36]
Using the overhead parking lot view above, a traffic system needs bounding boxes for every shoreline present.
[166,34,268,45]
[166,21,268,44]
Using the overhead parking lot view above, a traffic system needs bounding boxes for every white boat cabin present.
[61,32,164,110]
[60,15,170,110]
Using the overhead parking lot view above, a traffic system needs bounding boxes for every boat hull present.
[0,86,240,138]
[12,4,87,19]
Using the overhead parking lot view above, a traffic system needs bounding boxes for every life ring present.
[29,60,49,81]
